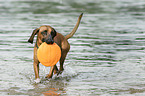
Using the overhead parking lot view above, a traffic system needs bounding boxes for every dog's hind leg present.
[58,50,69,75]
[54,65,59,74]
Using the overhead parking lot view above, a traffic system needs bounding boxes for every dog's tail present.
[65,13,83,40]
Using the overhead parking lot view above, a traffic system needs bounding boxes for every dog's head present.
[28,25,57,44]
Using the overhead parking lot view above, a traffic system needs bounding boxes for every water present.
[1,0,145,95]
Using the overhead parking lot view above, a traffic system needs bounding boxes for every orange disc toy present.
[37,42,61,67]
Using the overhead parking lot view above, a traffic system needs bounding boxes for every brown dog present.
[28,13,83,82]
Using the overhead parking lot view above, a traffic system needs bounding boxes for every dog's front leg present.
[33,47,41,83]
[33,59,41,83]
[45,65,55,79]
[33,60,39,79]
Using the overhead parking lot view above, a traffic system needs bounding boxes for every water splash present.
[53,66,78,81]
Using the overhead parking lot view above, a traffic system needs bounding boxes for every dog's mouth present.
[46,39,54,44]
[42,36,54,44]
[42,38,54,44]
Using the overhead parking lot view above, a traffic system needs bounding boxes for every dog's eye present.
[51,30,56,37]
[41,30,47,35]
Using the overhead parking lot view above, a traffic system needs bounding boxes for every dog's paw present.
[45,75,52,79]
[57,70,63,76]
[34,78,41,83]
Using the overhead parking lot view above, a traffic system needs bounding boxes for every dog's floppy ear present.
[28,28,39,44]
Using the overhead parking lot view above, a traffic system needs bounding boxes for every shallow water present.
[1,0,145,96]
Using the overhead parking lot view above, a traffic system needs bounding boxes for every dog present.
[28,13,83,82]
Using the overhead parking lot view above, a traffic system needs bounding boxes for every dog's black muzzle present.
[45,35,54,44]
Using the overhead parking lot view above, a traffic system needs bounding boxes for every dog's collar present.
[36,42,39,49]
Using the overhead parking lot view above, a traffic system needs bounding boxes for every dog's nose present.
[45,35,54,44]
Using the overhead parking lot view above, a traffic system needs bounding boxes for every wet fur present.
[28,13,83,81]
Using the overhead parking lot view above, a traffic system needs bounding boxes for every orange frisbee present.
[37,42,61,67]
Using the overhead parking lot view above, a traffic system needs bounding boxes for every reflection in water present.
[42,88,61,96]
[26,75,68,96]
[1,0,145,96]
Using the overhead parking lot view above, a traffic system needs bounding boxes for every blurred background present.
[1,0,145,96]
